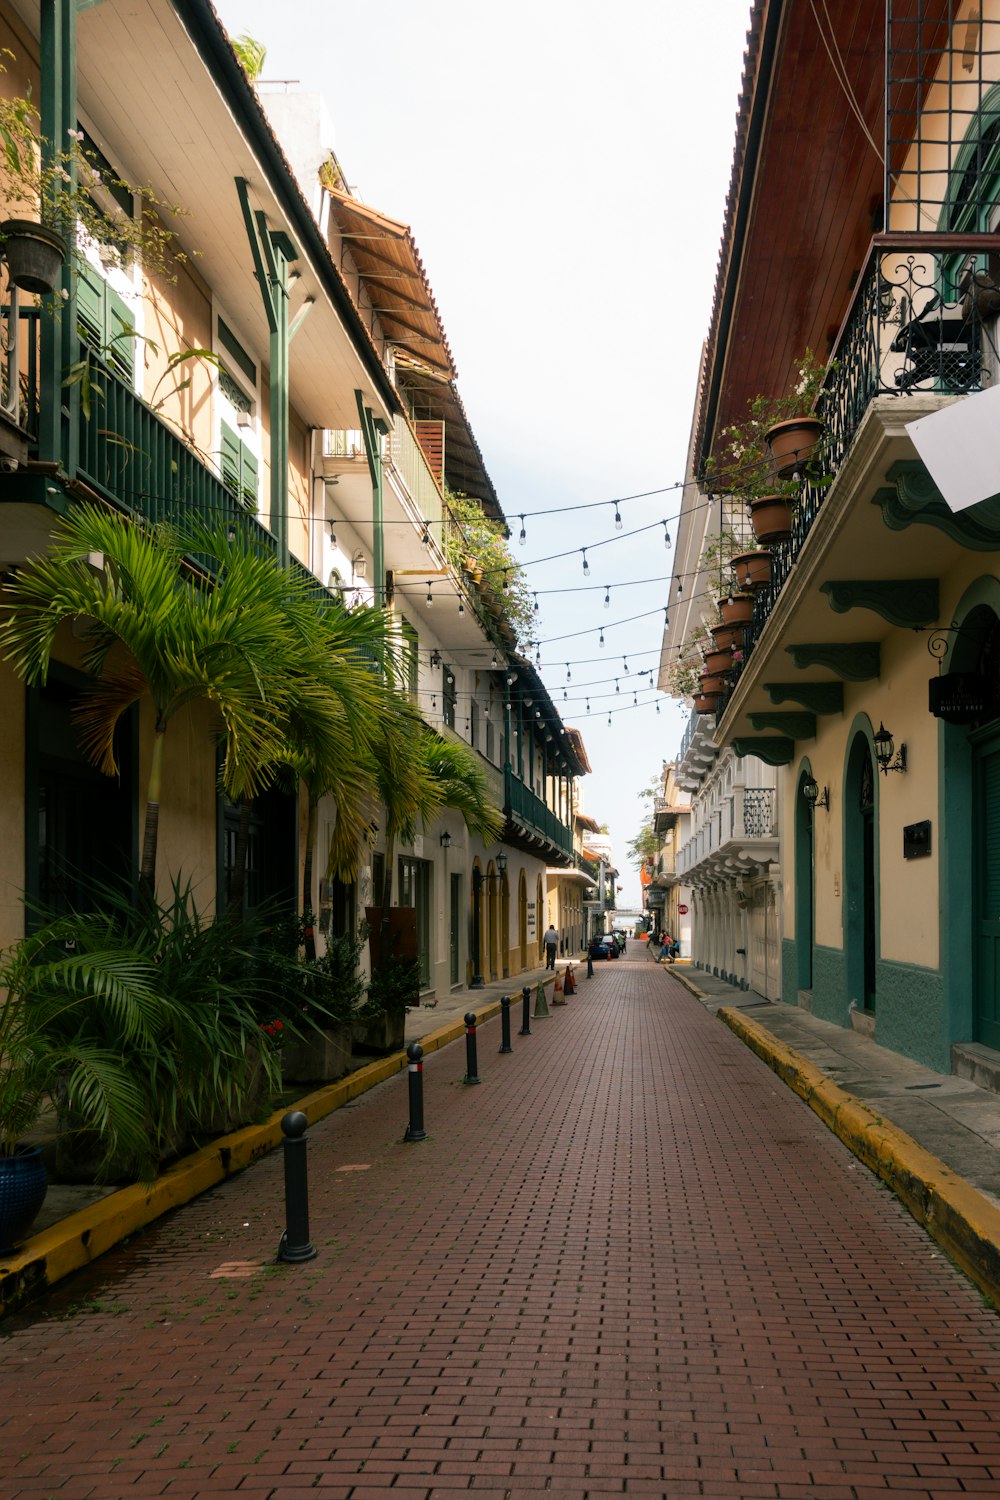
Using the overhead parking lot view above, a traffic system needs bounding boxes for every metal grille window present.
[742,789,775,838]
[443,665,457,729]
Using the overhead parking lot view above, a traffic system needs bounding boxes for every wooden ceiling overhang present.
[325,190,503,523]
[698,0,951,474]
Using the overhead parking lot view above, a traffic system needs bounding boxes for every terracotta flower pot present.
[718,593,755,626]
[699,670,728,695]
[731,549,772,591]
[692,692,719,715]
[749,493,794,544]
[764,416,824,480]
[703,647,733,676]
[711,621,744,652]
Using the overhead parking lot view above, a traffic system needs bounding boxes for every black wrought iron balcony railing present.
[726,234,994,697]
[574,850,599,880]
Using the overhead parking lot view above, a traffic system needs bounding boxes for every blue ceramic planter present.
[0,1144,48,1254]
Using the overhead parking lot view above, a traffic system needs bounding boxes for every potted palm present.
[0,921,158,1252]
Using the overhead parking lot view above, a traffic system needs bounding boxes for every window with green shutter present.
[400,619,419,700]
[77,265,135,383]
[220,420,259,512]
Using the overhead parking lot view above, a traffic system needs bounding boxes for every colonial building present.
[0,0,584,997]
[666,0,1000,1077]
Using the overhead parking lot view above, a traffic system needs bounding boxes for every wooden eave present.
[325,189,456,381]
[698,0,951,472]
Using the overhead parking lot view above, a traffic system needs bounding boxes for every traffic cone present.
[553,972,566,1005]
[533,980,550,1018]
[564,965,576,996]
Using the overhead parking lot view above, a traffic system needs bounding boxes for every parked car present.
[588,934,618,960]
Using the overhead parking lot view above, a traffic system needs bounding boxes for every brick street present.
[2,951,1000,1499]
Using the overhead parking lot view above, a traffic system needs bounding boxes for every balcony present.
[504,766,573,863]
[675,711,718,791]
[677,787,777,885]
[726,234,996,707]
[7,334,343,613]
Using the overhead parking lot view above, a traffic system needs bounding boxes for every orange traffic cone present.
[553,972,566,1005]
[564,966,576,996]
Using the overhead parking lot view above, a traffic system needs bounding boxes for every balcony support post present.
[355,392,389,607]
[39,0,78,471]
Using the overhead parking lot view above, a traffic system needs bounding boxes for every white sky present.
[216,0,752,905]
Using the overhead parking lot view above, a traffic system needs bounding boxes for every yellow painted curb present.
[0,995,513,1318]
[719,1006,1000,1306]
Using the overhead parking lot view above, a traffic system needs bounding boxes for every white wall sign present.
[906,384,1000,512]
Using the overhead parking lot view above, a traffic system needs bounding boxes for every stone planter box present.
[282,1024,353,1083]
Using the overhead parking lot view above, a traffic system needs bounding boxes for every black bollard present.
[277,1110,318,1263]
[463,1012,481,1084]
[499,994,513,1054]
[587,952,594,979]
[519,984,532,1036]
[404,1042,427,1141]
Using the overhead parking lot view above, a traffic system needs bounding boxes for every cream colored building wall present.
[142,258,216,465]
[785,545,1000,972]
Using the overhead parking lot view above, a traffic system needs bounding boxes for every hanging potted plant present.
[693,689,720,715]
[748,492,796,544]
[0,218,67,295]
[703,645,733,676]
[710,619,745,652]
[718,590,755,627]
[699,668,728,696]
[730,547,772,592]
[762,349,830,480]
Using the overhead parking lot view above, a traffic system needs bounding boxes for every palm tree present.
[0,505,378,906]
[367,718,504,966]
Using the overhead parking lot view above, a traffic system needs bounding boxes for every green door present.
[974,731,1000,1048]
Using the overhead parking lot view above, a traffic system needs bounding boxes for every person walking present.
[543,924,559,969]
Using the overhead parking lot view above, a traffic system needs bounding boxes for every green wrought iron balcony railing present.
[504,766,573,858]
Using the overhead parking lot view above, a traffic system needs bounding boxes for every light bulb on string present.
[607,713,612,726]
[565,662,571,681]
[663,521,671,548]
[599,628,605,647]
[425,582,433,607]
[615,680,620,694]
[458,598,465,616]
[614,505,622,531]
[533,593,539,614]
[677,580,683,594]
[502,570,510,593]
[633,693,638,705]
[623,656,629,673]
[603,586,610,609]
[656,703,661,714]
[421,522,430,547]
[519,515,526,545]
[563,688,568,700]
[586,698,591,712]
[581,548,590,576]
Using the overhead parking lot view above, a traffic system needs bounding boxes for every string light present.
[502,570,510,592]
[458,598,465,616]
[663,521,671,548]
[430,649,441,668]
[599,628,605,647]
[533,593,539,613]
[582,548,590,577]
[607,713,612,725]
[615,680,620,694]
[614,505,623,530]
[519,515,527,544]
[586,698,591,712]
[425,581,433,606]
[603,586,611,609]
[421,522,430,546]
[566,663,572,680]
[623,656,629,673]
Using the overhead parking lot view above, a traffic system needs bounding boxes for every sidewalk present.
[2,945,1000,1500]
[0,956,577,1315]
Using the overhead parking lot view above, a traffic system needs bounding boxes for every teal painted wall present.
[874,960,949,1072]
[811,944,847,1024]
[781,939,797,1004]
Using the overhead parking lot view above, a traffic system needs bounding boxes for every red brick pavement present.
[2,954,1000,1499]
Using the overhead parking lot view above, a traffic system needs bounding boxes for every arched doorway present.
[795,762,816,992]
[844,728,878,1013]
[518,869,528,971]
[486,860,498,980]
[947,601,1000,1048]
[500,871,510,978]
